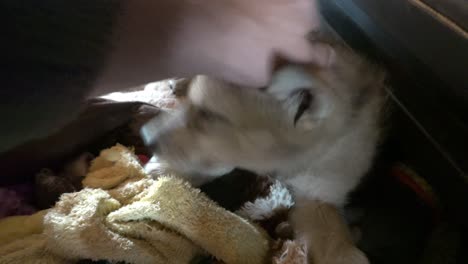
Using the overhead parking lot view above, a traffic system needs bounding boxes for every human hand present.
[95,0,329,93]
[168,0,330,87]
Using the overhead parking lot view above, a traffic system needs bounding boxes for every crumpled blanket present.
[0,144,272,264]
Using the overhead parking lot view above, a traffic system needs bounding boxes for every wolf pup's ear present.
[270,53,291,74]
[259,53,293,91]
[268,65,333,131]
[169,78,192,98]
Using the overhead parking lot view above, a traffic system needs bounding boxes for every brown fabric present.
[200,170,274,212]
[34,152,94,209]
[0,98,159,186]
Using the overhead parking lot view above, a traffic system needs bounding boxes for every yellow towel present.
[83,143,147,189]
[0,144,270,264]
[0,210,48,246]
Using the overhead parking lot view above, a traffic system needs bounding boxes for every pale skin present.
[93,0,332,94]
[1,0,331,152]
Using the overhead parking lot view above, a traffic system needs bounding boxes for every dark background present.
[318,0,467,263]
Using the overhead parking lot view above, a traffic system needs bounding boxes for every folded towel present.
[44,180,202,264]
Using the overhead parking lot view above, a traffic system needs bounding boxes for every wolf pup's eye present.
[199,108,218,121]
[293,89,313,125]
[198,108,231,124]
[189,108,221,131]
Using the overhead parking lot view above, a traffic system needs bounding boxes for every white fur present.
[236,180,294,221]
[142,43,385,205]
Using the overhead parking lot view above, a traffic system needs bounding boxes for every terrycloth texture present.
[44,180,202,264]
[0,210,66,264]
[83,144,147,189]
[0,210,48,246]
[0,234,67,264]
[45,176,270,264]
[0,144,270,264]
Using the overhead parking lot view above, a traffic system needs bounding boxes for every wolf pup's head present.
[142,40,385,177]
